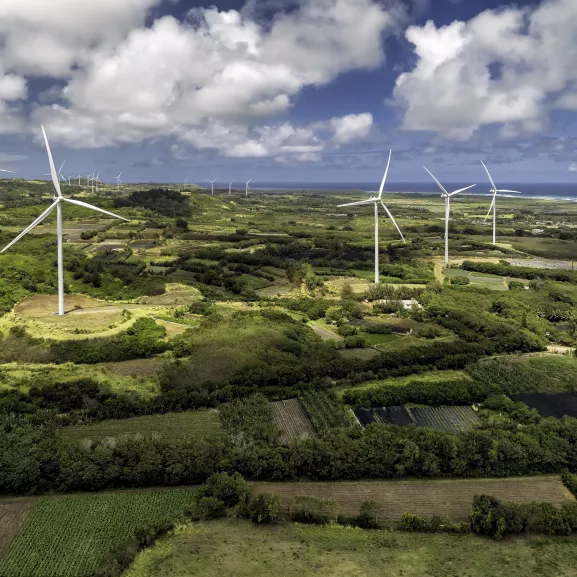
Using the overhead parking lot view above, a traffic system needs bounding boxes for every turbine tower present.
[115,172,122,192]
[229,180,233,195]
[423,167,475,264]
[1,126,128,316]
[208,178,217,195]
[245,178,251,196]
[338,150,405,284]
[480,161,521,245]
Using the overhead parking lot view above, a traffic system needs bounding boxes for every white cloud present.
[330,113,373,144]
[569,163,577,173]
[393,0,577,139]
[6,0,398,159]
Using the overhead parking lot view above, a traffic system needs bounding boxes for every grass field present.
[0,489,199,577]
[125,518,577,577]
[253,476,573,522]
[60,410,221,441]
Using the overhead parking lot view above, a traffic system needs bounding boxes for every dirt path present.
[433,261,444,283]
[310,323,344,341]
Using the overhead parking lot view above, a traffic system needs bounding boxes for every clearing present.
[125,517,577,577]
[253,476,573,522]
[60,410,222,441]
[271,399,316,444]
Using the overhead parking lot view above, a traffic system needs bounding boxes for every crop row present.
[300,390,352,433]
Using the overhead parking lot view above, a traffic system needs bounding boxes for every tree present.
[355,500,381,529]
[340,281,355,301]
[247,493,281,523]
[175,218,188,230]
[194,497,226,520]
[199,472,250,508]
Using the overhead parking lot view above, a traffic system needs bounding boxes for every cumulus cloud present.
[0,0,398,159]
[569,162,577,173]
[330,113,373,144]
[393,0,577,139]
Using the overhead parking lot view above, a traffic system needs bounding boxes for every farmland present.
[0,502,32,559]
[0,489,199,577]
[510,392,577,419]
[270,399,316,443]
[411,406,480,432]
[299,390,353,433]
[253,476,574,522]
[60,410,222,441]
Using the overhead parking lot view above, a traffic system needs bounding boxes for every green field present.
[125,518,577,577]
[60,410,222,441]
[0,489,199,577]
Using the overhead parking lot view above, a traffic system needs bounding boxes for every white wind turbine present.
[229,180,233,195]
[338,150,405,284]
[423,167,475,264]
[480,161,521,245]
[208,178,217,195]
[1,126,128,316]
[184,177,188,186]
[115,172,122,191]
[76,175,82,186]
[245,178,251,196]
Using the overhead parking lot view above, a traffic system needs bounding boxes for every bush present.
[354,500,381,529]
[290,496,338,525]
[198,472,250,508]
[451,276,470,286]
[194,497,226,520]
[246,493,281,523]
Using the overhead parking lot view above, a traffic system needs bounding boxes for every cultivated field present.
[0,489,199,577]
[0,502,32,559]
[410,406,480,433]
[253,476,574,522]
[61,410,222,441]
[125,518,577,577]
[270,399,316,443]
[300,390,352,432]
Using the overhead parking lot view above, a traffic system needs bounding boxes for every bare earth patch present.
[0,501,34,559]
[253,476,574,522]
[271,399,316,443]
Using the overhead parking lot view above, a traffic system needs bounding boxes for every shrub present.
[451,276,470,286]
[354,500,381,529]
[194,497,226,520]
[290,496,338,525]
[199,472,250,508]
[246,493,281,523]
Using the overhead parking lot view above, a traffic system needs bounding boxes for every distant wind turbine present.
[245,178,251,196]
[115,172,122,192]
[338,150,405,284]
[229,180,233,195]
[480,161,521,245]
[76,175,82,186]
[208,178,217,195]
[423,167,475,264]
[1,126,128,316]
[184,177,188,186]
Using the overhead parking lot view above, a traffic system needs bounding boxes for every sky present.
[1,0,577,184]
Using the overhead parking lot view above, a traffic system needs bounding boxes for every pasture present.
[125,518,577,577]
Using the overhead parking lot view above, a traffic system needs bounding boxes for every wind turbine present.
[208,178,217,195]
[245,178,251,196]
[76,175,82,186]
[480,161,521,245]
[423,167,475,264]
[338,150,405,284]
[115,172,122,192]
[229,180,233,195]
[184,177,188,186]
[58,161,66,184]
[1,126,128,316]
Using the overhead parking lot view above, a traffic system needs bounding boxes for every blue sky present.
[0,0,577,184]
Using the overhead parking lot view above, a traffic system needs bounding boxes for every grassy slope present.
[125,518,577,577]
[60,410,222,441]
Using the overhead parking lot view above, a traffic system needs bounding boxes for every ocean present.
[247,182,577,201]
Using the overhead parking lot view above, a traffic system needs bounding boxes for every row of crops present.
[0,488,199,577]
[300,390,353,433]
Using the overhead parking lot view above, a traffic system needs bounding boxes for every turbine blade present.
[63,198,129,221]
[480,160,497,190]
[423,166,449,196]
[496,189,522,194]
[379,201,405,243]
[377,150,392,199]
[338,199,377,208]
[449,184,476,196]
[1,202,58,253]
[41,125,63,198]
[484,196,495,221]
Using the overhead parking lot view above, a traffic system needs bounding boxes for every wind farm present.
[2,0,577,575]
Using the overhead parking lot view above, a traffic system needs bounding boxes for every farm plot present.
[511,392,577,419]
[60,410,222,442]
[300,390,352,433]
[374,406,413,426]
[0,489,199,577]
[253,476,574,522]
[270,399,316,444]
[0,501,33,559]
[410,406,480,433]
